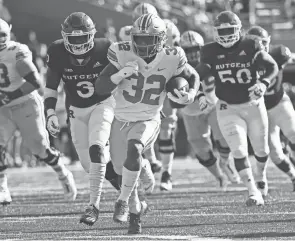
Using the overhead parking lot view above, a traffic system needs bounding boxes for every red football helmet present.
[213,11,242,48]
[246,26,270,52]
[61,12,96,55]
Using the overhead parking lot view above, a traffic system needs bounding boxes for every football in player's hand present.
[165,77,189,108]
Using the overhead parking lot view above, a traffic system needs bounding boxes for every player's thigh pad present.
[270,93,295,143]
[13,96,50,156]
[109,118,128,175]
[160,97,178,138]
[69,105,91,173]
[127,119,160,152]
[216,100,248,158]
[268,120,285,163]
[88,98,115,147]
[0,107,16,146]
[245,98,269,157]
[182,113,212,154]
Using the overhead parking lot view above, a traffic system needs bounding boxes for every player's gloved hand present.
[119,61,139,78]
[46,109,60,138]
[198,94,209,112]
[0,91,11,107]
[248,81,267,101]
[167,88,196,105]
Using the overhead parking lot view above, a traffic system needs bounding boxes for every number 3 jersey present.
[107,41,187,122]
[198,36,264,104]
[47,38,111,108]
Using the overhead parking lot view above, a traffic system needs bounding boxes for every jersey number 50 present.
[218,68,252,84]
[124,73,166,105]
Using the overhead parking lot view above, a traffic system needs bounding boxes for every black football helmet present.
[213,11,242,48]
[61,12,96,55]
[246,26,270,52]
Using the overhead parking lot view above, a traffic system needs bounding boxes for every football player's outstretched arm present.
[2,45,41,101]
[254,50,279,86]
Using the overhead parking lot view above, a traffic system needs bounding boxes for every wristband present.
[261,79,270,88]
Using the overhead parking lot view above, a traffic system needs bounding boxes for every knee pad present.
[39,148,60,166]
[232,147,248,159]
[105,160,118,181]
[89,144,105,164]
[0,146,7,172]
[197,151,217,167]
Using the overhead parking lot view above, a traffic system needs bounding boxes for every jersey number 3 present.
[124,73,166,105]
[0,63,11,88]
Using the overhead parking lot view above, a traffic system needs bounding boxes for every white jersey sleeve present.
[119,25,132,41]
[172,46,187,76]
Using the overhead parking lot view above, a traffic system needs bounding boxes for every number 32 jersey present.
[107,41,187,122]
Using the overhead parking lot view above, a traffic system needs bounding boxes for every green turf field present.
[1,157,295,241]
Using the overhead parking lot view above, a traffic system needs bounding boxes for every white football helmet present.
[119,25,132,41]
[0,18,11,50]
[132,3,158,22]
[163,19,180,46]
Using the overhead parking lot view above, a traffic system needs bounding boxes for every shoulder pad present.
[164,46,187,72]
[15,43,31,61]
[93,38,112,51]
[107,42,132,69]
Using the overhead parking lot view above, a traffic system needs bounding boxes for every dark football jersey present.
[199,36,263,104]
[264,44,291,110]
[47,38,111,108]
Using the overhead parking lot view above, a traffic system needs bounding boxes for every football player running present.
[180,30,240,188]
[44,12,115,226]
[118,2,162,174]
[196,11,278,206]
[0,18,77,205]
[96,14,200,234]
[247,26,295,191]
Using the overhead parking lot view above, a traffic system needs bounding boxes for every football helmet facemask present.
[61,12,96,55]
[131,14,167,59]
[132,3,158,22]
[180,30,204,66]
[0,19,11,51]
[213,11,242,48]
[246,26,270,52]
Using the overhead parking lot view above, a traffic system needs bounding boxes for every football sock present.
[206,161,223,179]
[89,162,106,209]
[0,173,7,189]
[51,162,69,179]
[275,158,295,180]
[129,185,141,214]
[238,167,259,196]
[118,167,140,202]
[161,153,174,175]
[255,155,268,182]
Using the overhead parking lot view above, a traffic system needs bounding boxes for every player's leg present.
[15,96,77,201]
[246,99,270,197]
[159,98,177,191]
[142,145,162,173]
[216,101,263,206]
[275,94,295,162]
[80,99,114,226]
[0,107,18,205]
[114,119,160,225]
[182,113,227,190]
[208,108,240,184]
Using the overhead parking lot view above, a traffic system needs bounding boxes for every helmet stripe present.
[140,14,149,31]
[144,14,153,30]
[187,32,192,45]
[142,3,145,15]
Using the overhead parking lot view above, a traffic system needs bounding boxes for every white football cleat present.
[139,158,155,194]
[59,171,77,201]
[246,192,265,206]
[0,187,11,205]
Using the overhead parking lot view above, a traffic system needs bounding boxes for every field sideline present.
[1,157,295,241]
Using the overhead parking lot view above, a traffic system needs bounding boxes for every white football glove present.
[46,109,60,138]
[167,88,196,105]
[198,95,209,112]
[248,82,267,101]
[118,61,139,78]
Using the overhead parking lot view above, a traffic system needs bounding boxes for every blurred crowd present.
[4,0,295,168]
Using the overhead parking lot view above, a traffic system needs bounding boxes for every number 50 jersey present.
[107,41,187,122]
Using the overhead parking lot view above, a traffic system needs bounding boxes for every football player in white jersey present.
[96,14,200,234]
[118,2,163,174]
[0,18,77,205]
[247,26,295,192]
[180,30,240,188]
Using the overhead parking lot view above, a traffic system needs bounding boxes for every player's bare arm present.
[95,63,119,95]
